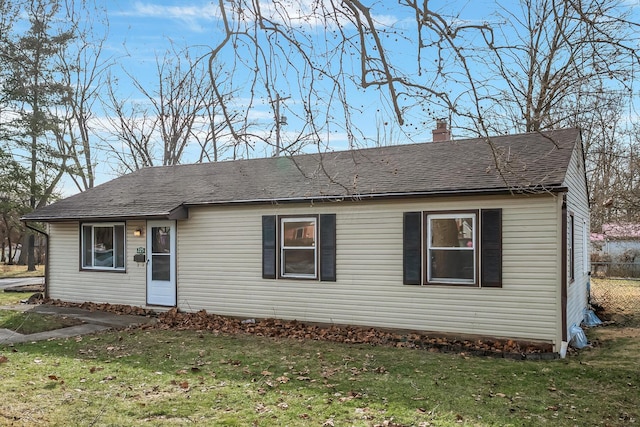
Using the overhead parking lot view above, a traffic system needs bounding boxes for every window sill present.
[424,281,479,287]
[80,267,127,273]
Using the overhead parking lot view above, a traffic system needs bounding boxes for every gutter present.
[23,222,49,299]
[183,185,570,207]
[22,185,570,222]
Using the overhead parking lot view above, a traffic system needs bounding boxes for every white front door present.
[146,220,176,306]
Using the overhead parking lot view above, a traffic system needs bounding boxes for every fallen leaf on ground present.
[43,300,555,356]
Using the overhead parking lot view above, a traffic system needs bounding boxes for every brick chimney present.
[432,118,451,142]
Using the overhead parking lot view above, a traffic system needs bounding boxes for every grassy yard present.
[0,264,45,279]
[0,290,33,306]
[0,277,637,425]
[0,323,638,426]
[0,310,83,334]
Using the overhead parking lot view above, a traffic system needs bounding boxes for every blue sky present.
[105,1,222,65]
[96,1,497,156]
[24,1,640,193]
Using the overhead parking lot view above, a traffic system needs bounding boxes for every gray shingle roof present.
[23,128,580,221]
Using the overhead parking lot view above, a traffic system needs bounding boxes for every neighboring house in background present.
[591,223,640,277]
[591,223,640,260]
[2,244,21,264]
[22,128,590,355]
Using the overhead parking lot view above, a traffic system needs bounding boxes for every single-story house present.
[23,128,590,354]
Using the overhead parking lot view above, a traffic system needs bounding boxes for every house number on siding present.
[136,247,146,254]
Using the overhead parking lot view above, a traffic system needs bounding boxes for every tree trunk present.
[17,234,29,265]
[7,235,13,265]
[27,233,35,271]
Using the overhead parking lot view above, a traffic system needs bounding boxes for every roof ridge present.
[134,127,580,171]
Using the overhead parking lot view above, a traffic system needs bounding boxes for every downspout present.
[560,195,568,357]
[24,222,49,299]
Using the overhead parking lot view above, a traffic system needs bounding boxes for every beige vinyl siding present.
[563,138,590,337]
[47,221,147,306]
[177,194,561,345]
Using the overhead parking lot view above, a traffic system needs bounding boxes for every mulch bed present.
[43,299,556,358]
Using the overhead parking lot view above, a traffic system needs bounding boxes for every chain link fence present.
[589,276,640,326]
[591,262,640,279]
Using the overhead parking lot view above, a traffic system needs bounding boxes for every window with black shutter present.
[403,212,422,285]
[402,208,502,287]
[262,214,336,281]
[320,214,337,281]
[262,215,277,279]
[480,209,502,287]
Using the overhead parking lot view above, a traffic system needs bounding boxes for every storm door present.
[146,221,176,306]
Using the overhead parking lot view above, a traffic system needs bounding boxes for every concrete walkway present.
[0,304,157,345]
[0,277,44,290]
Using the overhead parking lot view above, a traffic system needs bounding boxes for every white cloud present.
[116,2,221,33]
[245,0,404,32]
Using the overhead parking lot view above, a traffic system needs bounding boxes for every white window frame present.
[81,222,126,271]
[280,217,317,279]
[426,212,476,285]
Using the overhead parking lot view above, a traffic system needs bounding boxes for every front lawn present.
[0,277,636,425]
[0,291,34,306]
[0,311,83,335]
[0,324,637,426]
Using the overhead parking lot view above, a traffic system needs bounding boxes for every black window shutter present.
[403,212,422,285]
[319,214,337,281]
[481,209,502,287]
[262,215,277,279]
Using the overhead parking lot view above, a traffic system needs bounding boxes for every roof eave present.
[184,185,569,207]
[21,185,567,222]
[21,213,178,223]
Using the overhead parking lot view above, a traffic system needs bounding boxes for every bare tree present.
[466,0,640,135]
[608,123,640,227]
[197,0,640,216]
[203,1,638,145]
[101,44,243,172]
[579,97,629,229]
[101,76,157,173]
[193,61,245,162]
[55,1,113,191]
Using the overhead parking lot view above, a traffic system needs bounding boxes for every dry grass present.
[0,291,35,306]
[0,264,45,279]
[590,278,640,327]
